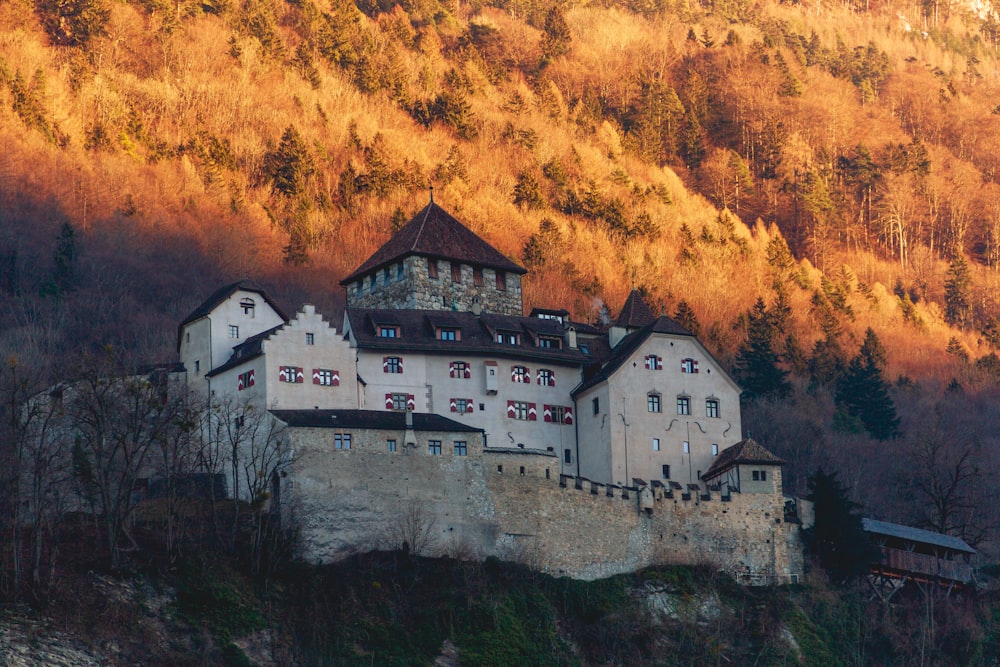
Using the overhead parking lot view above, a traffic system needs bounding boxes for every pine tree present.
[944,252,971,328]
[268,126,314,198]
[734,297,792,400]
[835,328,900,440]
[540,5,571,62]
[803,470,876,581]
[673,300,700,336]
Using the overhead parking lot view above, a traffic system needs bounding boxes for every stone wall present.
[346,256,523,316]
[286,425,801,583]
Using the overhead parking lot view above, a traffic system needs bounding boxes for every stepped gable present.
[177,280,289,348]
[572,315,695,397]
[347,307,593,364]
[615,290,657,329]
[271,409,483,433]
[340,201,526,285]
[702,438,784,480]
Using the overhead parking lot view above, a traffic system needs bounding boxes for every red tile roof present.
[340,201,525,285]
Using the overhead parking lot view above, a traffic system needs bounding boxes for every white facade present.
[575,332,742,487]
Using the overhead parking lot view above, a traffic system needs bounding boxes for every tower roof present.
[340,201,526,285]
[702,438,784,481]
[615,289,657,329]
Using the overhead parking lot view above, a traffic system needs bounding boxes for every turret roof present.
[615,290,657,329]
[340,201,525,284]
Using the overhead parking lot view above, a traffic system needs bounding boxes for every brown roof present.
[340,201,525,284]
[702,438,784,481]
[615,290,656,329]
[177,281,289,351]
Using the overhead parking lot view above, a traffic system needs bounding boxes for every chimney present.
[567,326,577,349]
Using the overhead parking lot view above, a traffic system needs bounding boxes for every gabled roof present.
[271,409,483,433]
[862,518,976,555]
[702,438,784,480]
[205,324,284,377]
[177,281,289,349]
[615,290,656,329]
[347,308,594,365]
[571,315,698,397]
[340,201,525,284]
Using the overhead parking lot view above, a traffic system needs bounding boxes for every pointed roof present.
[177,281,289,350]
[702,438,784,481]
[340,201,526,285]
[615,290,656,329]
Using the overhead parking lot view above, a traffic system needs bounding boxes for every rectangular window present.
[681,358,699,373]
[592,397,600,415]
[438,328,458,341]
[473,268,484,286]
[306,332,315,345]
[564,449,572,464]
[544,405,573,424]
[538,336,561,349]
[194,360,200,374]
[383,356,402,374]
[496,332,519,345]
[397,263,404,280]
[507,400,535,420]
[454,441,467,456]
[429,440,442,455]
[428,259,438,279]
[369,274,376,290]
[645,354,662,370]
[334,433,352,450]
[378,326,399,338]
[496,271,507,291]
[238,369,255,391]
[390,393,410,410]
[279,366,304,383]
[537,369,555,386]
[683,440,690,453]
[706,399,720,418]
[387,439,397,453]
[677,396,691,415]
[647,394,662,413]
[451,398,472,414]
[752,470,768,481]
[450,361,470,378]
[712,443,719,456]
[451,262,461,282]
[355,281,362,295]
[229,325,239,339]
[653,438,660,451]
[662,464,670,479]
[511,365,529,383]
[312,369,340,386]
[240,298,255,316]
[383,267,391,283]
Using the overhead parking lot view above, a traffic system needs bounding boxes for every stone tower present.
[340,199,526,315]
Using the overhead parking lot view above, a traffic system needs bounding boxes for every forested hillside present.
[2,0,1000,551]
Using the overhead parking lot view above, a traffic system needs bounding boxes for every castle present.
[178,199,804,583]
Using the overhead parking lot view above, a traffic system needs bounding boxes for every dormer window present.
[378,325,400,338]
[240,298,255,316]
[438,328,460,341]
[428,259,439,279]
[451,262,462,282]
[538,335,562,349]
[496,331,519,345]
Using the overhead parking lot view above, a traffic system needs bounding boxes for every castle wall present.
[346,256,523,316]
[286,425,799,584]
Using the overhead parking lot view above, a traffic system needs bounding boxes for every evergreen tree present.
[268,126,314,198]
[673,300,700,336]
[835,328,900,440]
[513,172,545,210]
[944,252,971,328]
[52,221,78,291]
[803,470,876,581]
[734,297,792,400]
[540,5,571,62]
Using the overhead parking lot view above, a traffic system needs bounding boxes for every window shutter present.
[385,393,393,409]
[279,366,288,382]
[450,398,457,412]
[464,365,471,379]
[564,407,574,424]
[332,371,340,386]
[510,366,516,381]
[466,399,474,413]
[399,359,404,374]
[450,363,457,378]
[528,403,537,421]
[693,360,699,373]
[247,369,254,387]
[312,369,321,384]
[406,394,415,410]
[295,368,304,383]
[506,400,515,417]
[238,374,245,391]
[549,371,555,386]
[543,405,552,422]
[383,357,389,372]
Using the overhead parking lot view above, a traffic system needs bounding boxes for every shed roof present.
[862,518,976,555]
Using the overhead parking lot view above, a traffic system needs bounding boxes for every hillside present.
[1,0,1000,547]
